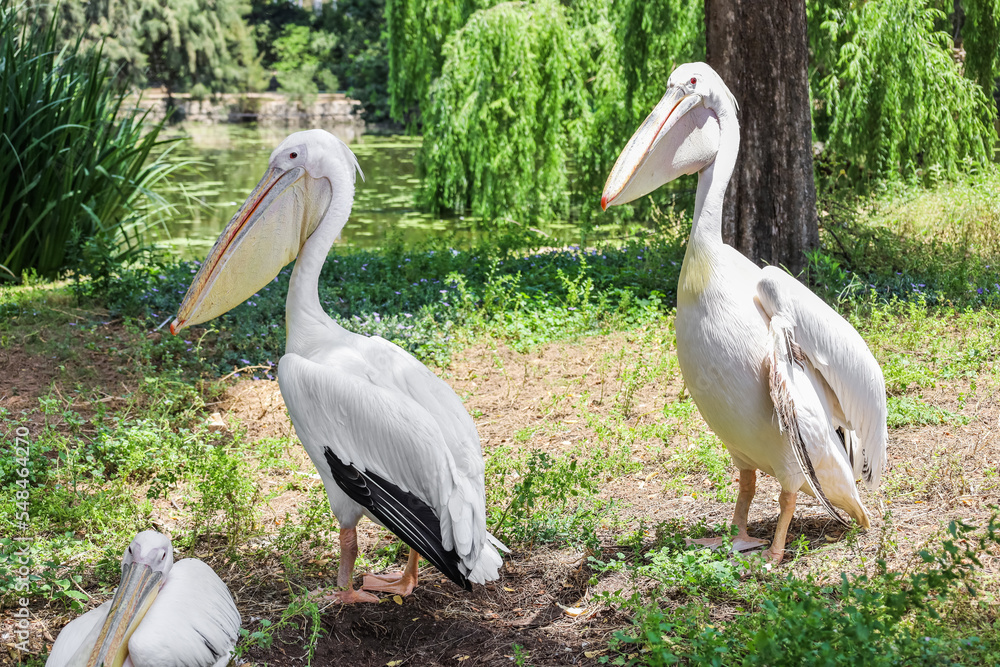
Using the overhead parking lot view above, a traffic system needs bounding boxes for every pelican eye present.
[289,152,298,159]
[689,77,697,85]
[128,546,132,555]
[161,553,165,560]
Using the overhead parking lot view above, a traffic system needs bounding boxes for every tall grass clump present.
[0,0,178,283]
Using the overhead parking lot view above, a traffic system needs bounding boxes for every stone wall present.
[123,90,364,125]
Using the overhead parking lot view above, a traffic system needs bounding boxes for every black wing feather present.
[324,447,471,591]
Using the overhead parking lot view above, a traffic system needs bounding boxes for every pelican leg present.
[731,469,769,552]
[319,527,377,604]
[765,490,797,565]
[687,469,768,552]
[362,549,419,596]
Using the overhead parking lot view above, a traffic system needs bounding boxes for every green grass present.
[810,170,1000,309]
[886,396,968,429]
[3,172,1000,663]
[601,517,1000,666]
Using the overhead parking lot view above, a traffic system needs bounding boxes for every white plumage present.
[46,531,239,667]
[171,129,506,601]
[603,63,887,563]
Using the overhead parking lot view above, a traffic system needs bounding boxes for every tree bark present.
[705,0,818,273]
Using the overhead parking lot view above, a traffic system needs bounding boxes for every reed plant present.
[0,0,178,282]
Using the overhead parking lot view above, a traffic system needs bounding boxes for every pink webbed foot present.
[312,587,379,604]
[361,549,420,596]
[685,535,768,553]
[361,572,417,596]
[686,536,727,549]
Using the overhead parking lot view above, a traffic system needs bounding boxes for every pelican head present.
[601,62,737,210]
[170,129,363,334]
[85,531,173,667]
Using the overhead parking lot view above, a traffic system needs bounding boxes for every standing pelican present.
[45,530,239,667]
[170,130,506,602]
[602,63,887,564]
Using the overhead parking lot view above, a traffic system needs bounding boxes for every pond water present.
[150,123,580,260]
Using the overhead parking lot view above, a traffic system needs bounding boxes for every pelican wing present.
[757,266,888,491]
[126,559,240,667]
[363,335,486,485]
[279,349,502,588]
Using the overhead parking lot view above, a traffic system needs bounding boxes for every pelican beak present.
[85,562,162,667]
[170,165,331,334]
[602,86,717,209]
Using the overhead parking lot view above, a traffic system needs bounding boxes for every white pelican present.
[170,129,506,602]
[45,530,239,667]
[602,63,887,564]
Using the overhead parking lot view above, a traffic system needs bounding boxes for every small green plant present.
[663,431,735,503]
[273,483,339,573]
[489,448,600,546]
[512,643,531,666]
[190,444,261,551]
[234,592,324,665]
[234,619,274,656]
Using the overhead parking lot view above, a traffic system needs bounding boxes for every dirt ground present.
[3,326,1000,666]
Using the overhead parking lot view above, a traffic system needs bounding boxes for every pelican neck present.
[689,106,740,250]
[286,200,350,351]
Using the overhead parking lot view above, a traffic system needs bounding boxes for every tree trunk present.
[705,0,818,274]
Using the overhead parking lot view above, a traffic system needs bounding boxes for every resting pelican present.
[602,63,887,563]
[170,129,506,602]
[46,530,239,667]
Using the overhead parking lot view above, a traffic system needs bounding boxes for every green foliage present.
[0,537,93,613]
[809,170,1000,309]
[810,0,997,187]
[249,0,310,68]
[108,231,685,371]
[190,443,262,551]
[142,0,264,92]
[962,0,1000,95]
[406,0,706,226]
[249,0,389,117]
[25,0,265,93]
[664,431,735,502]
[234,593,323,665]
[418,1,588,223]
[606,516,1000,666]
[489,448,599,545]
[486,441,639,547]
[407,0,996,221]
[385,0,491,126]
[616,0,704,116]
[886,396,968,428]
[323,0,391,122]
[273,22,338,102]
[0,0,180,281]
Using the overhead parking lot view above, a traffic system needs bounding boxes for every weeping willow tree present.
[962,0,1000,96]
[418,1,590,222]
[616,0,704,117]
[413,0,704,224]
[810,0,998,186]
[385,0,495,126]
